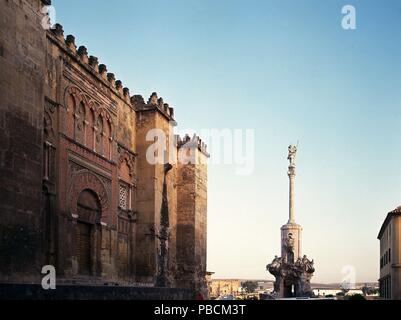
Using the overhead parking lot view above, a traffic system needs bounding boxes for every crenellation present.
[77,46,89,64]
[107,73,116,86]
[52,23,64,40]
[134,92,176,122]
[123,87,130,97]
[65,35,76,52]
[115,80,123,94]
[148,92,158,106]
[131,95,145,110]
[123,87,131,103]
[178,134,209,157]
[158,97,164,110]
[47,29,133,107]
[89,55,99,72]
[99,64,108,80]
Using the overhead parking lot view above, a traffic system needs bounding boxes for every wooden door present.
[76,222,91,275]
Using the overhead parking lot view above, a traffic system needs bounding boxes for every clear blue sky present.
[53,0,401,283]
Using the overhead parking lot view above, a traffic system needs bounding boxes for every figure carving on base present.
[266,254,315,298]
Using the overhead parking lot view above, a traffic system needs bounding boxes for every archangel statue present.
[287,144,297,167]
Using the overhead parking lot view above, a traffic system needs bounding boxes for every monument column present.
[288,157,296,224]
[281,145,302,262]
[267,144,315,298]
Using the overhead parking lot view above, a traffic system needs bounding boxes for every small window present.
[119,184,127,210]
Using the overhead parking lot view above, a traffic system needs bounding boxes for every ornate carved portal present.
[69,170,110,278]
[69,170,110,224]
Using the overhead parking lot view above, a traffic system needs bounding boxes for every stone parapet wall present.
[0,283,194,300]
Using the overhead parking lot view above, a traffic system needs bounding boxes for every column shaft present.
[289,174,295,223]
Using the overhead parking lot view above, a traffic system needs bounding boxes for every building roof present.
[377,206,401,239]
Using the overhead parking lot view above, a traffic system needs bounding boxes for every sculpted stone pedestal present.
[281,223,302,264]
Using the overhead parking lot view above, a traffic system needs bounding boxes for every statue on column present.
[265,143,316,299]
[287,144,297,167]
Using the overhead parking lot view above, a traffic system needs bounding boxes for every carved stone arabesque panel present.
[68,160,112,224]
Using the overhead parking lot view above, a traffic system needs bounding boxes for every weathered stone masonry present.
[0,0,209,297]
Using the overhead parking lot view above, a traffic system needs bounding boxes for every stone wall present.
[133,94,178,286]
[41,22,139,284]
[0,0,209,296]
[0,0,48,283]
[176,142,209,296]
[0,283,193,300]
